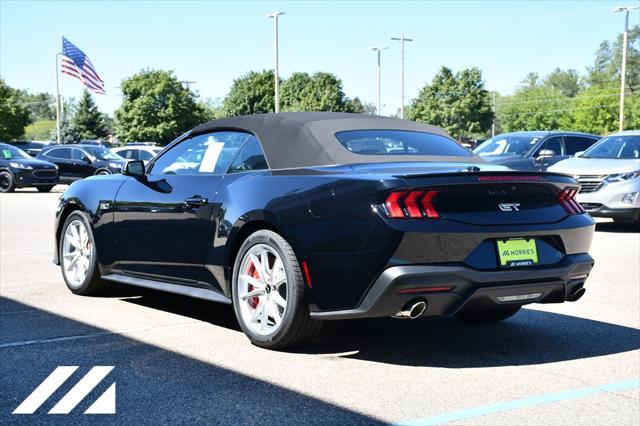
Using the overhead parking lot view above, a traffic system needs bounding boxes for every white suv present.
[548,130,640,225]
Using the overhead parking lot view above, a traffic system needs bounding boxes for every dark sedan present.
[37,144,127,183]
[53,113,595,349]
[474,131,600,171]
[0,143,59,192]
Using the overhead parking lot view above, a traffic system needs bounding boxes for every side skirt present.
[101,273,232,305]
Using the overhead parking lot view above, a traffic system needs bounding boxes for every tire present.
[95,170,110,176]
[232,229,322,349]
[455,306,521,323]
[0,171,16,193]
[37,185,54,193]
[59,211,105,295]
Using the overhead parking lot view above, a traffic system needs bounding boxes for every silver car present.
[548,130,640,225]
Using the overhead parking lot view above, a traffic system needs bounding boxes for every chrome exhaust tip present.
[393,299,427,319]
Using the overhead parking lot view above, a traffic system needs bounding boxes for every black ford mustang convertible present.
[54,113,595,348]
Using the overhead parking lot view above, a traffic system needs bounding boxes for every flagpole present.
[55,53,62,144]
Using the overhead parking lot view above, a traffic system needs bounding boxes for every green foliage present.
[0,78,31,141]
[24,120,56,140]
[281,72,359,112]
[115,69,208,144]
[587,25,639,89]
[543,68,582,97]
[219,70,368,117]
[498,86,571,132]
[219,70,275,117]
[72,90,108,140]
[18,91,56,121]
[407,67,492,139]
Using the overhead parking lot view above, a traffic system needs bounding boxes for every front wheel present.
[59,211,105,295]
[232,230,322,349]
[455,306,521,322]
[0,171,15,193]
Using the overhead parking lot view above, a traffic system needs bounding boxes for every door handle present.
[184,196,209,207]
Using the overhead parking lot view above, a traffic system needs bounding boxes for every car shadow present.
[0,297,381,424]
[595,221,639,233]
[117,289,640,369]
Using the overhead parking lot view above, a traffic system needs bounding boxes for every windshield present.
[84,146,124,160]
[1,144,31,160]
[582,135,640,159]
[474,135,542,157]
[334,130,471,157]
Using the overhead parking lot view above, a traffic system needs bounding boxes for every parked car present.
[548,130,640,225]
[0,143,59,192]
[112,145,162,164]
[125,141,157,147]
[37,144,127,183]
[10,140,57,157]
[474,131,600,171]
[53,113,594,349]
[79,139,110,148]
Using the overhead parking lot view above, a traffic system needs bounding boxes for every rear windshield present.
[335,130,472,157]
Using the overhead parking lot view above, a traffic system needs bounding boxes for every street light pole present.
[266,11,285,113]
[612,5,639,131]
[391,34,413,119]
[370,47,387,116]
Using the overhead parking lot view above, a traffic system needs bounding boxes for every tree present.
[543,68,582,97]
[407,67,493,139]
[115,69,208,144]
[72,90,108,140]
[24,120,56,140]
[18,91,56,121]
[587,25,639,90]
[570,84,639,134]
[219,70,275,117]
[281,72,360,112]
[0,78,31,141]
[498,86,571,132]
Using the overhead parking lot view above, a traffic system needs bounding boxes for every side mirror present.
[82,155,92,163]
[535,149,556,162]
[575,151,585,157]
[124,160,145,177]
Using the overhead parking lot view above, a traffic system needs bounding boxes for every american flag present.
[61,37,105,95]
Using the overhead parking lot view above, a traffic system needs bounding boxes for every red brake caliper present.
[246,262,260,308]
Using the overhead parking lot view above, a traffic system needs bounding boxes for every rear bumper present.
[309,253,594,320]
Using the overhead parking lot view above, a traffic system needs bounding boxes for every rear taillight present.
[383,190,440,219]
[559,187,584,215]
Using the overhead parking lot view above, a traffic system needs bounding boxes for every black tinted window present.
[71,149,85,160]
[228,136,268,173]
[335,130,471,157]
[535,137,563,156]
[46,148,70,159]
[564,137,597,155]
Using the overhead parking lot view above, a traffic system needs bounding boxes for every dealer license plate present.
[496,238,539,268]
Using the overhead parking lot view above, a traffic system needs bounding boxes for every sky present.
[1,0,638,116]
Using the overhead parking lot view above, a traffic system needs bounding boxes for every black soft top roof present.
[191,112,482,169]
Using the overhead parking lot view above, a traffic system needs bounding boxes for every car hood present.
[548,157,640,175]
[7,157,57,168]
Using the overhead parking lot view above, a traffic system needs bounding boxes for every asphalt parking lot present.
[1,187,639,425]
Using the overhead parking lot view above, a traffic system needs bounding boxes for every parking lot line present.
[395,379,640,426]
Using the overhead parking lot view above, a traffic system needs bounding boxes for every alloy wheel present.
[62,219,92,289]
[237,244,288,336]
